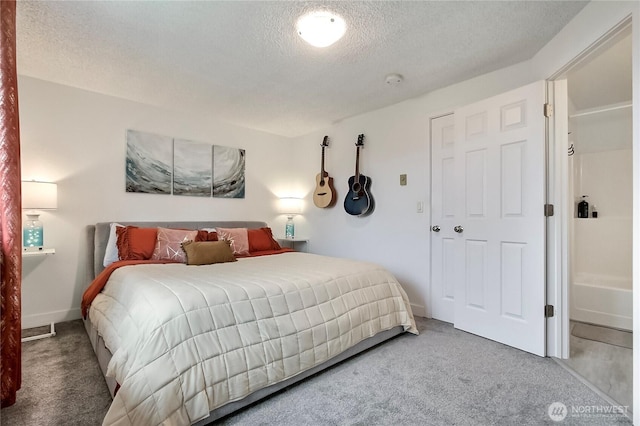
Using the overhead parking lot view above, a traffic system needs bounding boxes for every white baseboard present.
[411,303,427,318]
[571,308,632,331]
[22,308,81,329]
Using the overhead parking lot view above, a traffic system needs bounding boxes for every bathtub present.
[570,273,633,331]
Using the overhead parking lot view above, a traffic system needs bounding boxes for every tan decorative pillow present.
[151,227,198,263]
[215,227,250,255]
[181,240,237,265]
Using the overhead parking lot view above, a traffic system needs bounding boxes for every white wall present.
[289,61,538,316]
[290,1,640,325]
[18,76,293,328]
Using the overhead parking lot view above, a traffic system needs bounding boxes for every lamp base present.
[23,212,44,248]
[285,215,295,239]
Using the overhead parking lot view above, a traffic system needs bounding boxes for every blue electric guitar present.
[344,134,374,216]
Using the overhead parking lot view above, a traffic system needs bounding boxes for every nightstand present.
[276,237,309,252]
[22,248,57,342]
[22,248,56,257]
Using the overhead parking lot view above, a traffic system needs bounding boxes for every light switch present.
[400,174,407,186]
[417,201,424,213]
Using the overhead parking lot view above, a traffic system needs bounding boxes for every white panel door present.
[453,81,546,356]
[430,114,456,322]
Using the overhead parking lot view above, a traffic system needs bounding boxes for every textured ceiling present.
[17,1,588,138]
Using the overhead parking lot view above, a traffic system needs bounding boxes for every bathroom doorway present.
[555,23,633,412]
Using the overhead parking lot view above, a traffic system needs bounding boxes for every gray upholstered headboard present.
[89,221,268,280]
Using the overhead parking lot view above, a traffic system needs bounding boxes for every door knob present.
[431,225,441,232]
[454,225,464,233]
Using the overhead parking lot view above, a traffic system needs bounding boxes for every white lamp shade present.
[279,197,303,215]
[296,11,346,48]
[22,181,58,210]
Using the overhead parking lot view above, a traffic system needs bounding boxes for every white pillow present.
[103,222,123,267]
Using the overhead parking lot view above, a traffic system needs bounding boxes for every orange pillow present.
[116,226,158,260]
[248,227,281,252]
[195,230,218,242]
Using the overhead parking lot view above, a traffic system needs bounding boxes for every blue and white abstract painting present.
[126,130,172,194]
[173,139,212,196]
[213,146,245,198]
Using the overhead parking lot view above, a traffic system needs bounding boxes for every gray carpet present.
[0,318,632,425]
[1,321,111,426]
[572,322,633,349]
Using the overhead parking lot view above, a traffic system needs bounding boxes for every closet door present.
[430,114,456,323]
[452,81,546,357]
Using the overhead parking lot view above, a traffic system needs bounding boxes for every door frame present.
[546,17,633,360]
[545,79,569,359]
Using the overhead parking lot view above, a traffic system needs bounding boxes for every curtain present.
[0,0,22,408]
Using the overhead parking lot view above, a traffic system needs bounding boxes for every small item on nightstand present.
[21,180,57,249]
[285,216,295,238]
[23,213,44,249]
[592,205,598,218]
[279,197,302,238]
[577,195,589,218]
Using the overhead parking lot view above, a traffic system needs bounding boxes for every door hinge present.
[544,305,555,318]
[544,204,554,217]
[544,103,553,117]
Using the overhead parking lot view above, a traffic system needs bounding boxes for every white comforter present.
[89,252,417,425]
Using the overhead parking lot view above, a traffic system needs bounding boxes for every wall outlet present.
[400,174,407,186]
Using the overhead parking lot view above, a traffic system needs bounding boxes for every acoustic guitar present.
[344,134,374,216]
[313,136,337,208]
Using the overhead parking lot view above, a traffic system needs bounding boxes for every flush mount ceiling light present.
[296,11,346,48]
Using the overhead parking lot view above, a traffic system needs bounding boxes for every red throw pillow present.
[116,226,158,260]
[195,230,218,242]
[248,227,281,252]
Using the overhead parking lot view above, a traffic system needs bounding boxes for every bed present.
[82,221,417,425]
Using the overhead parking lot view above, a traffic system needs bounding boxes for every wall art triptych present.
[125,129,245,198]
